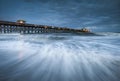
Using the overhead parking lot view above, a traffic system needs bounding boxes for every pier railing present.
[0,20,89,34]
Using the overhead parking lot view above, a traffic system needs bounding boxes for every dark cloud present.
[0,0,120,32]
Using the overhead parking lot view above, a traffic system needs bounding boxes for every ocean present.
[0,33,120,81]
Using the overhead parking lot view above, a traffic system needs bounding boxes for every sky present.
[0,0,120,32]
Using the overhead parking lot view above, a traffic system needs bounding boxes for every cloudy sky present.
[0,0,120,32]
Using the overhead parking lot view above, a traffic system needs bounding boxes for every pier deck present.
[0,20,90,34]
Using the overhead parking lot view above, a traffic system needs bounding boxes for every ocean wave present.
[0,34,120,81]
[95,32,120,36]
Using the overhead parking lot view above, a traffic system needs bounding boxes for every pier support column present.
[0,25,1,33]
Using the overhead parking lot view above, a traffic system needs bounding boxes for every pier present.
[0,20,90,34]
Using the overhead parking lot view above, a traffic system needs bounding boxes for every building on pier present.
[81,28,90,32]
[16,20,26,24]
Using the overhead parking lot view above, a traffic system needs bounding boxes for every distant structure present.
[16,20,26,24]
[0,20,91,34]
[81,28,90,32]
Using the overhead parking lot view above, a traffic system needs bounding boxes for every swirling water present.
[0,33,120,81]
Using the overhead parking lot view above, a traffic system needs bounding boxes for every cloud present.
[0,0,120,32]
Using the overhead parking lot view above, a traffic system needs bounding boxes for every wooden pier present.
[0,20,90,34]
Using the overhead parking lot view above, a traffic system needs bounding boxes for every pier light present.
[81,28,90,32]
[44,26,48,29]
[16,20,26,24]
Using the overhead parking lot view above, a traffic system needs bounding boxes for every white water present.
[0,33,120,81]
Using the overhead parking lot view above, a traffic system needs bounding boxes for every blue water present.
[0,33,120,81]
